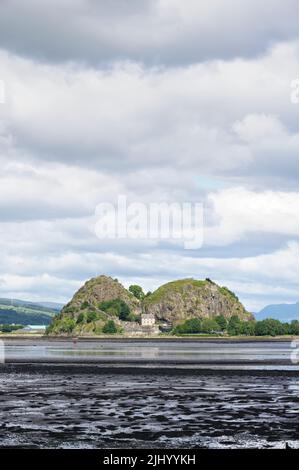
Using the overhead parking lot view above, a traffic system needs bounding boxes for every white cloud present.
[206,187,299,245]
[0,3,299,310]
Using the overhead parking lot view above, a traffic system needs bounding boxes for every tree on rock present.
[129,284,145,300]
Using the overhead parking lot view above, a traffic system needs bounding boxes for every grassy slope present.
[0,302,58,325]
[143,279,207,305]
[143,278,239,305]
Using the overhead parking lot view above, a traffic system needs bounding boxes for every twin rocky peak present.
[48,275,252,335]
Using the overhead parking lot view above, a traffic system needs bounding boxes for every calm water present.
[0,340,299,448]
[2,339,298,368]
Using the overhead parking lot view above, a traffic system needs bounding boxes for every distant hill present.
[0,298,61,325]
[0,298,63,311]
[256,302,299,322]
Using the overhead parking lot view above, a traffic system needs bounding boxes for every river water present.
[2,339,299,368]
[0,340,298,448]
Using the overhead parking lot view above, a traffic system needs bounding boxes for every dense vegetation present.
[173,315,299,336]
[99,298,139,322]
[99,299,131,320]
[0,324,23,333]
[46,297,135,335]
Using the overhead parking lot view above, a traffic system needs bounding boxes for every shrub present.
[81,301,90,309]
[76,312,85,324]
[86,311,98,323]
[58,318,76,333]
[103,320,117,334]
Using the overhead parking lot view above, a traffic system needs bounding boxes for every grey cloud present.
[0,0,298,65]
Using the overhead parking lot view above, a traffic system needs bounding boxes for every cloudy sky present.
[0,0,299,311]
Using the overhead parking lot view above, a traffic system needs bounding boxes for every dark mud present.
[0,369,298,448]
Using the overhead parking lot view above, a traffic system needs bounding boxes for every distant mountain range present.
[255,302,299,322]
[0,298,62,325]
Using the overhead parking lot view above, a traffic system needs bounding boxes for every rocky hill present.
[63,275,140,315]
[47,275,252,335]
[143,278,252,325]
[47,276,141,335]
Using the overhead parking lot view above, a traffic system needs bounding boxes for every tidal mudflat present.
[0,340,299,448]
[0,368,298,448]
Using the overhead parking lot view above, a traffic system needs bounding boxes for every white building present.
[141,314,156,326]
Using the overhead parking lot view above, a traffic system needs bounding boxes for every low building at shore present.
[141,313,156,326]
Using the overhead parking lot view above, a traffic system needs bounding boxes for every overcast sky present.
[1,0,299,311]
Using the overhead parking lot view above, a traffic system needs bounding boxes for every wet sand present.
[0,368,298,449]
[0,339,298,449]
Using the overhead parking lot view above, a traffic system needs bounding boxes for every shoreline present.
[2,362,299,375]
[1,334,299,343]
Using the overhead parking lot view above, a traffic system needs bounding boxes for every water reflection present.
[2,340,296,369]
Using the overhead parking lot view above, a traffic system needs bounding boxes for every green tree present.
[201,318,219,334]
[215,315,227,331]
[174,318,202,334]
[290,320,299,335]
[239,320,256,336]
[129,285,144,300]
[103,320,117,334]
[227,315,242,335]
[255,318,284,336]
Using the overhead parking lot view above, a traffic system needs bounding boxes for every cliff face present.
[143,279,252,325]
[48,275,252,335]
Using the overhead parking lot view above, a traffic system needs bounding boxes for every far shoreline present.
[1,334,299,342]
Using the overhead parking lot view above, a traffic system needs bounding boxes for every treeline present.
[173,315,299,336]
[0,324,23,333]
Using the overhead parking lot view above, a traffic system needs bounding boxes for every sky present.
[0,0,299,312]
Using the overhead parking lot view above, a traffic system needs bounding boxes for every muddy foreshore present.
[0,367,298,449]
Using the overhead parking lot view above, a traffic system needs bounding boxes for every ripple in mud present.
[0,372,298,448]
